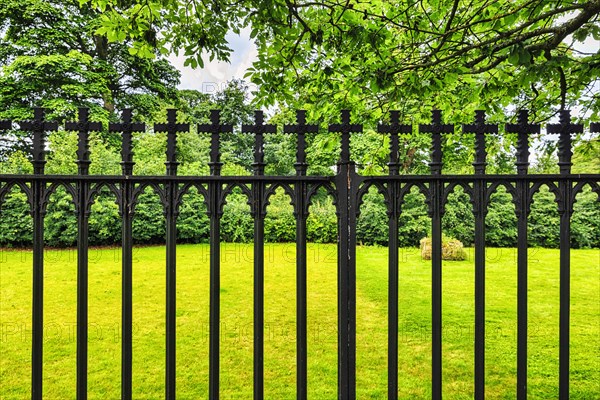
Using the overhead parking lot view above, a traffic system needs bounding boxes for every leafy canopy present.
[0,0,181,122]
[85,0,600,122]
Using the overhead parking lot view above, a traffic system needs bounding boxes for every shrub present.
[420,237,467,261]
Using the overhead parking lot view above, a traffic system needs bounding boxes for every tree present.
[86,0,600,123]
[0,0,181,123]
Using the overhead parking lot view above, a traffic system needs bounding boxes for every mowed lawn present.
[1,244,598,399]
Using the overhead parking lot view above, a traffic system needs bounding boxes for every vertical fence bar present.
[208,208,220,397]
[548,111,582,400]
[420,111,453,400]
[243,111,275,399]
[120,183,134,399]
[506,111,538,399]
[464,111,496,399]
[155,109,188,399]
[208,207,221,399]
[253,197,265,399]
[378,111,411,400]
[19,108,58,399]
[66,108,102,400]
[330,110,361,399]
[165,181,177,400]
[285,110,318,399]
[75,173,89,400]
[110,110,144,400]
[199,110,232,399]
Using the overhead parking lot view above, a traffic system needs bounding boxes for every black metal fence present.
[0,107,598,400]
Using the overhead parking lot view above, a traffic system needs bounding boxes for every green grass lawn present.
[1,244,598,399]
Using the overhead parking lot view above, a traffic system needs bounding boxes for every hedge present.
[0,185,598,248]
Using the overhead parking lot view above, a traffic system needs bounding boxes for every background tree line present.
[0,0,598,248]
[0,81,598,249]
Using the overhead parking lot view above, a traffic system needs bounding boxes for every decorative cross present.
[419,110,453,175]
[197,110,233,176]
[329,110,362,164]
[109,109,145,175]
[505,110,540,175]
[242,111,276,176]
[378,110,411,175]
[284,110,319,175]
[65,108,103,175]
[547,110,583,175]
[154,109,189,176]
[18,108,58,174]
[462,110,498,174]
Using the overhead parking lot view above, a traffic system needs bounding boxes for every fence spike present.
[284,110,319,175]
[154,109,189,176]
[65,108,102,175]
[463,110,497,174]
[419,110,453,175]
[329,110,362,165]
[378,110,411,175]
[547,110,583,175]
[109,109,145,176]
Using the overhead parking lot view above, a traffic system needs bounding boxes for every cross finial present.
[65,108,103,175]
[378,110,411,175]
[18,108,59,174]
[197,110,233,176]
[419,110,454,174]
[462,110,497,174]
[242,110,276,176]
[329,110,362,164]
[154,109,189,176]
[284,110,319,175]
[505,110,540,175]
[547,110,583,174]
[109,109,145,175]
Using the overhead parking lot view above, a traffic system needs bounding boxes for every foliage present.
[0,0,180,119]
[420,237,467,261]
[0,0,181,160]
[86,0,600,122]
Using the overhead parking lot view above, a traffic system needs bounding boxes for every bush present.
[220,192,253,242]
[357,190,388,246]
[420,237,467,261]
[177,191,209,243]
[0,180,597,249]
[264,189,296,242]
[0,189,32,246]
[307,197,337,243]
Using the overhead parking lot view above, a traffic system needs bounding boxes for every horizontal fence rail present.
[0,107,599,400]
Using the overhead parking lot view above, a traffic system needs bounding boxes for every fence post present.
[548,110,582,400]
[66,108,102,400]
[199,110,232,399]
[155,109,189,399]
[330,110,362,399]
[420,110,453,400]
[506,110,539,399]
[110,109,144,400]
[463,110,496,399]
[378,111,411,400]
[243,111,276,399]
[19,108,58,400]
[284,110,318,399]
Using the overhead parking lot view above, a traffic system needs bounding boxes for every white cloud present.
[168,28,257,94]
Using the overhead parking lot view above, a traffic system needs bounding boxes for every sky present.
[168,28,257,94]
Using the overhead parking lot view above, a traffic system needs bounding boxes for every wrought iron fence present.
[0,107,599,400]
